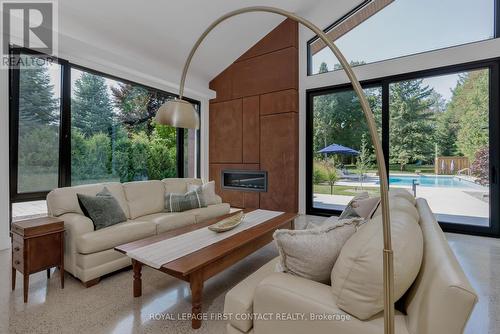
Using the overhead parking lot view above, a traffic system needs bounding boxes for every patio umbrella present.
[450,160,455,174]
[318,143,360,155]
[441,159,446,174]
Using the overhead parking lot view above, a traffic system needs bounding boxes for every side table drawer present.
[28,233,63,273]
[12,241,24,272]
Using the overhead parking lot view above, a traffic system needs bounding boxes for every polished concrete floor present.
[2,216,500,333]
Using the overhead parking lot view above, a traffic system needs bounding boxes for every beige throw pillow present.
[188,181,218,205]
[339,192,369,219]
[331,210,423,320]
[273,218,363,284]
[352,196,381,218]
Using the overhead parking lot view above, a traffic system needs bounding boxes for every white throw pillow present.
[331,210,423,320]
[352,196,381,218]
[188,181,218,206]
[339,192,369,219]
[273,218,363,283]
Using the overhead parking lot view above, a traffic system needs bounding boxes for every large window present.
[308,0,495,75]
[14,54,61,193]
[9,49,200,204]
[70,68,183,185]
[307,61,500,237]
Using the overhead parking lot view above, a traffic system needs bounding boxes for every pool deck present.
[315,174,489,227]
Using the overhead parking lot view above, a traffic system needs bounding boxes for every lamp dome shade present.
[155,99,199,129]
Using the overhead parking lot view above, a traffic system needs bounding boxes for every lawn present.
[314,184,380,196]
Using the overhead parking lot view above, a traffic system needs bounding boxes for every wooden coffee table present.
[115,209,296,329]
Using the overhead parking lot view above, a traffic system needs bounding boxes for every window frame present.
[9,46,201,204]
[307,0,500,76]
[306,58,500,237]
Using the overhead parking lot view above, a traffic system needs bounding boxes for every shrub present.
[18,125,59,168]
[313,161,327,184]
[470,146,489,186]
[321,157,339,195]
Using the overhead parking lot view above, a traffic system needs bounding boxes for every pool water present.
[385,175,482,189]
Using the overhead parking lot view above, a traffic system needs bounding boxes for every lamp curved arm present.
[177,6,394,334]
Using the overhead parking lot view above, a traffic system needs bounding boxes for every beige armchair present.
[224,199,477,334]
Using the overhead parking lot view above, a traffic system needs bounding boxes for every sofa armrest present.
[253,273,359,334]
[58,213,94,273]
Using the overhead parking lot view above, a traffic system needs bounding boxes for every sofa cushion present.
[389,187,416,204]
[224,257,280,333]
[47,182,129,218]
[273,218,359,283]
[138,212,196,234]
[253,272,410,334]
[76,220,156,254]
[372,196,419,221]
[162,178,201,194]
[331,210,423,320]
[186,203,231,223]
[372,190,419,220]
[122,180,165,219]
[77,187,128,230]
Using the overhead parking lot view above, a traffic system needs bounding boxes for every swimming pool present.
[383,175,482,189]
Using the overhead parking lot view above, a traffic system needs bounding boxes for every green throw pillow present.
[165,188,206,212]
[77,187,127,230]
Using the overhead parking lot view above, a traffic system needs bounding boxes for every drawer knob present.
[14,247,20,252]
[14,260,20,265]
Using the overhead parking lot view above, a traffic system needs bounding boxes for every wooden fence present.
[435,156,469,175]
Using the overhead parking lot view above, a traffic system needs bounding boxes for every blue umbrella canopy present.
[318,143,359,155]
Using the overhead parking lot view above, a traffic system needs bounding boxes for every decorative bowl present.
[208,211,245,232]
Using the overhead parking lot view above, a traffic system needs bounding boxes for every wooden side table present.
[11,217,65,303]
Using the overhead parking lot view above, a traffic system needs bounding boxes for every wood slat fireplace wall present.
[208,19,299,212]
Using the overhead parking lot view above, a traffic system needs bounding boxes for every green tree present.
[356,133,370,188]
[19,63,58,128]
[452,71,489,161]
[321,157,339,195]
[111,83,174,134]
[318,62,329,74]
[312,87,380,164]
[389,79,436,170]
[72,72,114,136]
[435,108,459,156]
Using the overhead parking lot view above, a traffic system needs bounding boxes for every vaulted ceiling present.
[57,0,363,97]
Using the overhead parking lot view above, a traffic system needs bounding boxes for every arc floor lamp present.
[155,6,394,334]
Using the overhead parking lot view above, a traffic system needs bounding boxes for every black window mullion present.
[9,48,20,202]
[176,129,185,178]
[488,63,500,235]
[59,60,71,188]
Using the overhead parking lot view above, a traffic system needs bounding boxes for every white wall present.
[0,64,10,250]
[297,25,500,213]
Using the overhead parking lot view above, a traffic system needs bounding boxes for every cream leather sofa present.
[46,178,230,286]
[224,197,477,334]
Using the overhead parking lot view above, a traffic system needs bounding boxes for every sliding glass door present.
[308,86,382,214]
[307,61,499,236]
[389,69,491,227]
